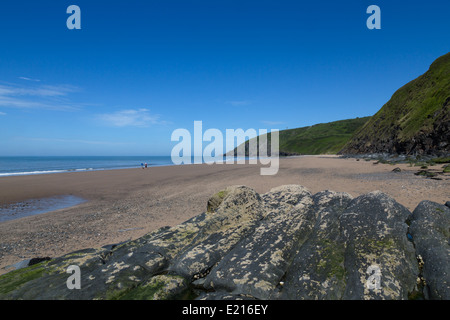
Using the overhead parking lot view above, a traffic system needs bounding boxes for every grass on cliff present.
[277,117,370,155]
[232,116,370,156]
[0,261,50,296]
[342,52,450,149]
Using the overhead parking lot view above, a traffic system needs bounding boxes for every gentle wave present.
[0,170,68,177]
[0,168,95,177]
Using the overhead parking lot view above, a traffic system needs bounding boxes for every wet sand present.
[1,156,449,275]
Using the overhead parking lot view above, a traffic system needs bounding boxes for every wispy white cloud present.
[0,111,6,116]
[19,76,41,82]
[0,84,77,98]
[98,108,162,127]
[0,96,81,111]
[0,83,81,111]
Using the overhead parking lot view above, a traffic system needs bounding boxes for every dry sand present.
[0,155,449,275]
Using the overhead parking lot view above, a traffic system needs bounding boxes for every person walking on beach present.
[141,162,144,169]
[145,163,148,169]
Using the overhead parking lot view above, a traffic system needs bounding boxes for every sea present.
[0,156,175,177]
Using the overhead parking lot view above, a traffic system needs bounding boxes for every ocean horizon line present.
[0,155,261,177]
[0,155,173,178]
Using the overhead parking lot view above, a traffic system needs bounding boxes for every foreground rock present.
[407,201,450,299]
[0,185,448,300]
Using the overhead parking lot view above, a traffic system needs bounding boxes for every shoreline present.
[0,155,278,178]
[0,195,87,223]
[1,156,449,275]
[0,161,175,179]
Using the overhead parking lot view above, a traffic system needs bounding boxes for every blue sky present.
[0,0,448,156]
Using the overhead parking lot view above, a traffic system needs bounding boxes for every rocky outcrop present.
[0,185,448,300]
[407,201,450,299]
[340,52,450,157]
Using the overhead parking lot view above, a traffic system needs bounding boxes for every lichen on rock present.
[0,185,448,300]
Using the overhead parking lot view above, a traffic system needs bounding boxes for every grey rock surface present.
[0,185,448,300]
[408,201,450,299]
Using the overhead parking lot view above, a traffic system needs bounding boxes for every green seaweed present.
[316,239,346,281]
[108,275,188,300]
[433,157,450,164]
[0,261,50,296]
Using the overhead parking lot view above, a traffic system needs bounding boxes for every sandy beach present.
[0,155,449,275]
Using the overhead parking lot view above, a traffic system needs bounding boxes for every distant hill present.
[340,52,450,156]
[228,117,370,156]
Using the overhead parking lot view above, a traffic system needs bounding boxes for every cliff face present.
[1,185,449,300]
[340,52,450,156]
